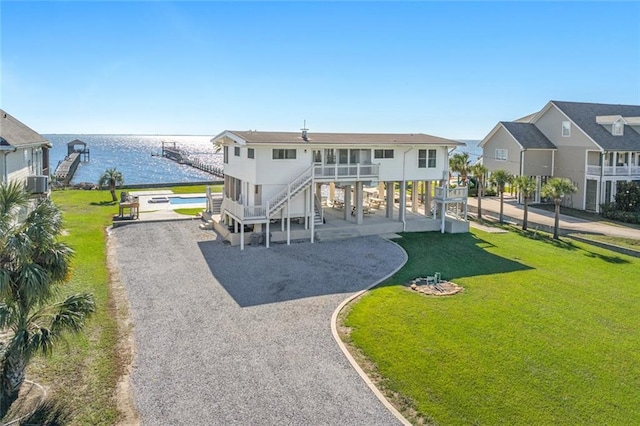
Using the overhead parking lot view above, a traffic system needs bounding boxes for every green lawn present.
[343,230,640,425]
[27,189,123,424]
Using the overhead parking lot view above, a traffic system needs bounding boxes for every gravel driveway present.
[110,221,406,425]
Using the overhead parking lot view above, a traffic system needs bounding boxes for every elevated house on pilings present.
[210,129,469,249]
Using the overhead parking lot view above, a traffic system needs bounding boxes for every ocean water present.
[46,134,223,185]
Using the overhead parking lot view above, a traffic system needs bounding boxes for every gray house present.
[0,109,51,193]
[480,101,640,211]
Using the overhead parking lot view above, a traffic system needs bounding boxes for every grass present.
[343,230,640,425]
[569,233,640,252]
[173,207,204,216]
[26,189,122,424]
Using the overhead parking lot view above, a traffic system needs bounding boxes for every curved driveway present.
[111,221,406,425]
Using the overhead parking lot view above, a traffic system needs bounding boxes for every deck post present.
[240,225,245,250]
[344,185,352,221]
[412,181,419,213]
[266,220,270,248]
[310,184,315,244]
[399,181,407,223]
[355,181,363,225]
[425,180,432,216]
[441,199,446,233]
[385,182,394,218]
[286,187,291,245]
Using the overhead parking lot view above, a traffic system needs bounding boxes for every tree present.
[490,170,513,223]
[514,176,538,231]
[470,163,488,220]
[449,153,471,186]
[0,182,95,418]
[98,168,124,202]
[541,177,577,239]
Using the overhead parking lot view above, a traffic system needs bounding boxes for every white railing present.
[267,165,314,216]
[222,198,266,220]
[586,165,640,176]
[434,186,468,200]
[312,163,379,180]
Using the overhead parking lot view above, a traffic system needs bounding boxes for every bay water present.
[46,134,223,185]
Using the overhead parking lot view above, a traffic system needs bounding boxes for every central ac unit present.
[26,175,49,194]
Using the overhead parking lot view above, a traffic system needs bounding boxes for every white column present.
[240,225,245,250]
[266,221,270,248]
[344,184,352,221]
[287,199,291,245]
[386,181,394,218]
[310,186,315,243]
[412,180,419,213]
[425,181,432,216]
[355,181,363,225]
[399,181,407,222]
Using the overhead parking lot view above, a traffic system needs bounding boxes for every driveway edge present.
[330,237,411,426]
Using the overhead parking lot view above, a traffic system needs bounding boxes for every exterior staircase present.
[266,166,314,218]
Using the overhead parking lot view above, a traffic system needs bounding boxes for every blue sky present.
[1,1,639,139]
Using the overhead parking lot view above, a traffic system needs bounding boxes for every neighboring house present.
[0,109,51,193]
[480,101,640,211]
[210,130,467,248]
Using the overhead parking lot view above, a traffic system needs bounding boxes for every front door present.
[585,179,597,211]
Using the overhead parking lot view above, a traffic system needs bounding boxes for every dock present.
[54,139,90,185]
[160,141,224,178]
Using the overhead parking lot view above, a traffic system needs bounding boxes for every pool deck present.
[113,190,207,225]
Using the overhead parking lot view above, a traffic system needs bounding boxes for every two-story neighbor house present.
[0,110,51,193]
[480,101,640,211]
[210,130,467,248]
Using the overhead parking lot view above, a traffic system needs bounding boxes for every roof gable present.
[501,122,557,150]
[0,109,49,148]
[551,101,640,151]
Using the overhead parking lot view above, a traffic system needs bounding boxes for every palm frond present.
[50,293,96,334]
[0,181,29,218]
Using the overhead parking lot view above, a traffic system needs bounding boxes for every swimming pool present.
[168,196,207,205]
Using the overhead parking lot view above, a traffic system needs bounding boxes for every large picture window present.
[272,149,296,159]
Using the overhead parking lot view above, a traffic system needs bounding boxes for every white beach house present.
[210,130,468,248]
[0,109,51,193]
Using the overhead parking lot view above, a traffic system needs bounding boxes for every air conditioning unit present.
[26,175,49,194]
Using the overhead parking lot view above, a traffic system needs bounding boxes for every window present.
[562,121,571,137]
[613,120,624,136]
[325,149,336,164]
[418,149,427,168]
[234,146,240,156]
[374,149,394,159]
[223,146,229,164]
[427,149,437,168]
[495,149,508,161]
[338,149,348,164]
[272,149,296,159]
[313,150,322,163]
[247,148,254,159]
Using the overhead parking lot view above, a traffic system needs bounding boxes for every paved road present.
[111,221,406,425]
[467,195,640,240]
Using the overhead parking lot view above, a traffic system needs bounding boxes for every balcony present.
[434,186,468,201]
[586,165,640,177]
[312,163,380,182]
[221,198,266,222]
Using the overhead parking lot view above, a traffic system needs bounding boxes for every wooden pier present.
[160,141,224,178]
[54,139,90,185]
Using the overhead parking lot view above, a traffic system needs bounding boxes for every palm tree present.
[98,168,124,202]
[0,182,95,418]
[470,163,488,220]
[490,170,513,224]
[449,153,471,186]
[514,176,538,231]
[541,177,577,239]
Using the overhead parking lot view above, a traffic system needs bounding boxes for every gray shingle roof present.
[0,109,49,148]
[225,130,463,146]
[501,122,557,150]
[552,101,640,151]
